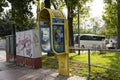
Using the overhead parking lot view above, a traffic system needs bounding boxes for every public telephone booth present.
[38,8,69,76]
[39,8,68,54]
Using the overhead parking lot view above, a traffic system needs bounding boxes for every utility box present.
[6,35,16,62]
[16,29,42,68]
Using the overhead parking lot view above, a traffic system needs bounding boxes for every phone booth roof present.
[39,8,66,20]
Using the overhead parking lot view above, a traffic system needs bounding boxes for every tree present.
[64,0,92,47]
[0,0,8,15]
[117,0,120,48]
[51,0,65,9]
[0,11,12,37]
[49,0,92,51]
[103,0,120,48]
[7,0,34,27]
[64,0,77,47]
[0,9,36,38]
[44,0,51,8]
[103,1,117,36]
[0,20,12,38]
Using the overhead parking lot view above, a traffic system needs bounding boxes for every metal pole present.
[37,0,40,21]
[78,5,80,55]
[12,4,16,56]
[88,49,91,79]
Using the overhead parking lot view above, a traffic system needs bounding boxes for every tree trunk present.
[68,6,74,53]
[117,0,120,49]
[65,0,74,52]
[11,4,16,55]
[44,0,51,8]
[68,14,74,47]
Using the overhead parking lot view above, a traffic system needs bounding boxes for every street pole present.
[37,0,40,21]
[78,5,80,55]
[11,4,16,56]
[88,49,91,79]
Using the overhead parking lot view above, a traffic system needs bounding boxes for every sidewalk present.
[0,50,87,80]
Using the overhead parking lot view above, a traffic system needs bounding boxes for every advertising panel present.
[40,21,51,52]
[52,24,65,53]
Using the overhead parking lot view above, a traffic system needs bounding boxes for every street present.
[0,50,87,80]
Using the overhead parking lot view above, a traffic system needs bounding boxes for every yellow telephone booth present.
[38,8,69,76]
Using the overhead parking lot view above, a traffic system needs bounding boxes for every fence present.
[69,46,120,80]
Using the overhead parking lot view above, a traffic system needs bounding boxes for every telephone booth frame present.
[38,8,69,76]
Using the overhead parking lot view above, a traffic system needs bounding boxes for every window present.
[80,35,93,40]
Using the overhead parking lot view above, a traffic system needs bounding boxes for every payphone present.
[38,8,69,76]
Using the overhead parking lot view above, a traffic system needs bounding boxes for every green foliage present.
[64,0,92,46]
[73,27,93,34]
[0,11,12,37]
[51,0,65,10]
[103,0,120,49]
[42,54,58,69]
[0,10,36,37]
[0,0,8,13]
[73,4,91,28]
[103,1,117,36]
[0,0,37,37]
[0,19,12,37]
[7,0,35,27]
[65,0,92,17]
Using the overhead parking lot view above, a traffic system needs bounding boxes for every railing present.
[69,46,120,80]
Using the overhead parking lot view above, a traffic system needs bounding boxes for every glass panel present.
[40,21,51,52]
[53,24,65,53]
[80,35,93,40]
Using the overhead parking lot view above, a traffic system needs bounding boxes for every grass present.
[42,51,120,80]
[69,51,120,69]
[42,55,58,69]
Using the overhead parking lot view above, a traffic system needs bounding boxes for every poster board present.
[52,24,65,53]
[40,21,51,52]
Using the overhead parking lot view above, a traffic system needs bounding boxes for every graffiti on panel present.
[16,32,32,57]
[24,33,32,57]
[33,31,39,46]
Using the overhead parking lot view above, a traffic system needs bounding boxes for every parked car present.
[105,38,117,49]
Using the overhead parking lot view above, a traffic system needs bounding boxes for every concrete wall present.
[0,39,6,50]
